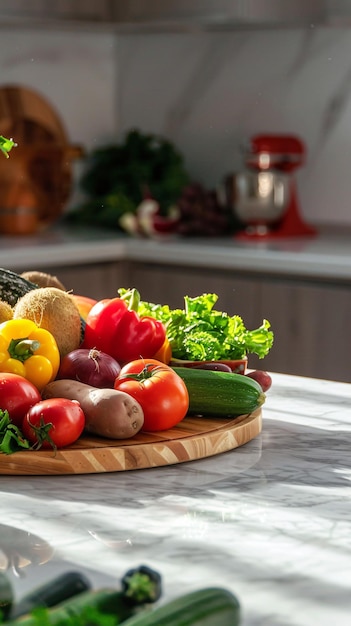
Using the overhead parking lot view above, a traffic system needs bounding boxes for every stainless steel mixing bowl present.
[224,170,291,226]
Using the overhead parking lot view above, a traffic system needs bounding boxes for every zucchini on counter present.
[3,587,240,626]
[172,367,265,417]
[123,587,241,626]
[2,565,162,625]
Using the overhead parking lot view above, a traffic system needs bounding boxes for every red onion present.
[191,362,233,373]
[57,348,121,388]
[245,370,272,392]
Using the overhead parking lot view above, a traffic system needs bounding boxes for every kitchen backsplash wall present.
[1,26,351,226]
[0,28,117,208]
[116,29,351,228]
[0,28,117,147]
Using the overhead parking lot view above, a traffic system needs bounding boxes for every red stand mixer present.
[224,134,317,239]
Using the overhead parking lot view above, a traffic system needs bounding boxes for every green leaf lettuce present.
[119,290,274,361]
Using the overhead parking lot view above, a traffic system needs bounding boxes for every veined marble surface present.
[1,372,351,626]
[117,28,351,229]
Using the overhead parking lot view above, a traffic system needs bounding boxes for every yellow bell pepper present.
[0,319,60,390]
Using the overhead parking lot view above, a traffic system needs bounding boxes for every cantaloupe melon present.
[13,287,81,357]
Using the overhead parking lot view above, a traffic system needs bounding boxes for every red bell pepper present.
[82,289,166,365]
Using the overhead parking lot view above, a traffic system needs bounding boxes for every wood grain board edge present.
[0,409,262,476]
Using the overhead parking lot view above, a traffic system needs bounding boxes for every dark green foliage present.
[67,129,190,230]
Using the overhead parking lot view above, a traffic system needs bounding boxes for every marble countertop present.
[1,371,351,625]
[2,223,351,281]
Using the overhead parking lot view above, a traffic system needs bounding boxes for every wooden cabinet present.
[15,261,126,301]
[125,262,262,328]
[13,256,351,382]
[0,1,46,18]
[0,1,111,22]
[257,278,351,381]
[125,261,351,383]
[49,1,111,21]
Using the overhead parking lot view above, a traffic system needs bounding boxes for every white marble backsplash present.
[116,28,351,228]
[0,28,117,149]
[1,26,351,226]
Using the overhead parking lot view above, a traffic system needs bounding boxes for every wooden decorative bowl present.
[0,84,83,233]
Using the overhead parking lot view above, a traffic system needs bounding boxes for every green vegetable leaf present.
[0,410,30,454]
[235,318,274,359]
[123,290,274,361]
[0,135,16,158]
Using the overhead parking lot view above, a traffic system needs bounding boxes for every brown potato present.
[42,380,144,439]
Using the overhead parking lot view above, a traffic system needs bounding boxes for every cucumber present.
[0,268,38,307]
[123,587,241,626]
[5,565,162,625]
[4,588,140,625]
[9,571,91,620]
[5,587,240,626]
[0,572,13,620]
[172,367,265,417]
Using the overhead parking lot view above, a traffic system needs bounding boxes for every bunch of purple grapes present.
[175,183,233,237]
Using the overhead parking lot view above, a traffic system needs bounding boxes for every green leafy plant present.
[67,129,190,230]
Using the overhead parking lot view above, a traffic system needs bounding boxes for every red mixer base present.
[235,186,317,240]
[235,219,317,240]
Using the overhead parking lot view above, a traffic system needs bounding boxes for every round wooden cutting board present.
[0,409,262,476]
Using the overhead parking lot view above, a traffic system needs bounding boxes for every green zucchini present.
[0,572,13,621]
[9,571,91,620]
[5,564,162,625]
[0,268,38,307]
[172,367,265,417]
[123,587,241,626]
[4,588,141,625]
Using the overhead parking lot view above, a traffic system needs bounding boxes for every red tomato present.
[0,373,41,427]
[22,398,85,450]
[114,359,189,432]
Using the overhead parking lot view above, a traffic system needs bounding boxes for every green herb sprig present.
[0,409,30,454]
[0,136,17,158]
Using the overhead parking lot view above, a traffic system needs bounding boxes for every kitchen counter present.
[2,223,351,282]
[1,372,351,626]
